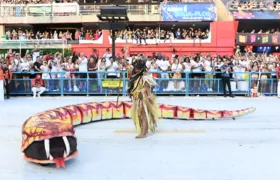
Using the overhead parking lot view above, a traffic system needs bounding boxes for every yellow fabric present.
[243,73,249,81]
[130,74,160,133]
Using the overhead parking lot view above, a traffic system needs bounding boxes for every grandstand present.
[1,2,279,180]
[0,0,279,97]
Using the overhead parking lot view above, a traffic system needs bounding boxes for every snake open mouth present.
[23,136,77,168]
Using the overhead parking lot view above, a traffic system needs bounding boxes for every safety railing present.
[7,71,279,96]
[0,39,68,47]
[79,4,160,15]
[0,39,69,54]
[0,3,160,17]
[0,3,79,17]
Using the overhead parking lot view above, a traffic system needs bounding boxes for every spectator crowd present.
[0,47,280,97]
[3,28,102,41]
[112,27,210,45]
[0,0,77,4]
[0,0,211,4]
[239,28,280,34]
[229,0,280,11]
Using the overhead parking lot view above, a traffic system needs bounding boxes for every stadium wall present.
[71,21,236,56]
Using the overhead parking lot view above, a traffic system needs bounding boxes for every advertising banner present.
[236,33,280,45]
[28,6,52,16]
[231,10,280,20]
[161,3,216,21]
[102,79,123,88]
[53,5,77,14]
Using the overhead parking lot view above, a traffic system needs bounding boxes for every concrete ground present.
[0,96,279,180]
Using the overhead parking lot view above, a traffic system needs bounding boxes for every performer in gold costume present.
[128,59,160,139]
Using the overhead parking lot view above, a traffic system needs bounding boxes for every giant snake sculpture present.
[21,101,255,168]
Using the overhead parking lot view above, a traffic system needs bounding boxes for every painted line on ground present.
[114,129,206,134]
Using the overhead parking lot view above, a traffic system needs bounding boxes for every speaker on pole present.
[96,6,129,61]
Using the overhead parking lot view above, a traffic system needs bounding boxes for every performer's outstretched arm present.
[128,66,134,76]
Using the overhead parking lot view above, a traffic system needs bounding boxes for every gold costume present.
[130,73,160,133]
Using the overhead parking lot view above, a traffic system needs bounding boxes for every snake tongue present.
[54,159,61,168]
[60,159,66,168]
[54,158,66,169]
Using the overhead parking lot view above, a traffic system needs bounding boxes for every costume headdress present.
[127,59,147,97]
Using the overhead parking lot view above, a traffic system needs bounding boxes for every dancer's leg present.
[136,102,148,139]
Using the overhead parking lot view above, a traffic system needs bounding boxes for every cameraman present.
[220,59,234,98]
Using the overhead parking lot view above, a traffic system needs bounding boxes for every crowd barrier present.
[7,71,279,96]
[0,39,69,50]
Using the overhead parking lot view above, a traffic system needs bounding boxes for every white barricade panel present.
[238,81,249,91]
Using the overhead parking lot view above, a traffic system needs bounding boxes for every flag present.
[239,35,247,43]
[250,34,256,43]
[272,35,278,44]
[262,35,268,43]
[245,45,253,52]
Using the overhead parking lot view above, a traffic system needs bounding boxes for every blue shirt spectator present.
[175,28,181,39]
[220,64,230,77]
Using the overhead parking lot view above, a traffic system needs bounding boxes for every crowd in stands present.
[3,28,102,41]
[112,27,210,44]
[3,27,208,44]
[126,0,213,3]
[228,0,280,11]
[0,0,211,4]
[0,47,280,96]
[239,28,280,34]
[0,0,77,4]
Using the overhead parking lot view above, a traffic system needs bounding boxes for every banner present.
[53,5,77,14]
[28,6,52,15]
[161,3,216,21]
[231,10,280,20]
[236,33,280,45]
[102,79,123,88]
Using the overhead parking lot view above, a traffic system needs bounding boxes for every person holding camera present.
[220,59,234,98]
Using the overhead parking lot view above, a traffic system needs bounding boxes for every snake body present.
[21,101,255,168]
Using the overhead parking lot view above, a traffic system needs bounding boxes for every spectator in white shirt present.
[171,58,183,90]
[145,56,152,69]
[49,58,59,91]
[182,57,192,74]
[21,57,31,91]
[78,52,88,91]
[98,58,107,80]
[106,57,119,78]
[190,56,203,91]
[40,60,50,91]
[103,48,112,61]
[203,56,214,91]
[14,53,21,66]
[149,60,159,78]
[158,56,170,90]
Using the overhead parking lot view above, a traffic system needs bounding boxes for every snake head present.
[21,116,78,166]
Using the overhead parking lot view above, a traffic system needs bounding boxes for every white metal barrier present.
[0,2,80,17]
[0,3,160,17]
